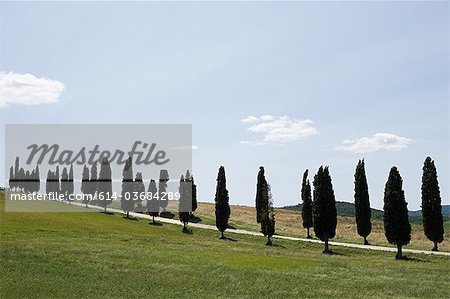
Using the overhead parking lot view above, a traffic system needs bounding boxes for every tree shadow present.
[323,250,346,256]
[220,236,238,242]
[189,214,202,223]
[399,256,431,263]
[182,227,193,234]
[123,216,139,221]
[101,211,114,215]
[160,211,175,219]
[267,243,286,248]
[149,222,163,226]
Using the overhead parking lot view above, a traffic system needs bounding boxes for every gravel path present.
[67,200,450,257]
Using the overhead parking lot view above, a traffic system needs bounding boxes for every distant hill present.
[281,201,384,220]
[408,205,450,218]
[281,202,450,220]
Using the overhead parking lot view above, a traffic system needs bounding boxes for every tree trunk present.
[323,238,331,254]
[395,243,403,259]
[432,241,438,252]
[126,211,129,218]
[307,228,311,239]
[152,215,155,224]
[266,236,272,246]
[220,231,225,239]
[85,203,88,208]
[364,236,370,245]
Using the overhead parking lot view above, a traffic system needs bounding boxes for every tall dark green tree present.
[14,157,19,191]
[81,165,90,208]
[178,175,191,230]
[255,166,268,223]
[134,172,145,212]
[46,170,52,194]
[215,166,230,239]
[421,157,444,251]
[185,170,197,213]
[55,166,60,194]
[147,179,159,223]
[121,157,134,218]
[354,159,372,245]
[191,176,198,213]
[98,158,113,212]
[34,165,40,193]
[60,167,69,201]
[68,164,74,201]
[89,162,98,204]
[383,167,411,259]
[313,166,337,254]
[9,166,14,191]
[261,184,276,245]
[158,170,169,212]
[301,169,313,239]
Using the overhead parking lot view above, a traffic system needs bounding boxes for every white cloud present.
[0,72,65,108]
[335,133,412,153]
[240,115,319,145]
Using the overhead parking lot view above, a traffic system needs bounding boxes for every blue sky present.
[0,1,448,210]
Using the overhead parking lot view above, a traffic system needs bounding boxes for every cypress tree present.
[81,165,90,208]
[301,169,313,239]
[313,166,337,254]
[121,157,134,218]
[215,166,230,239]
[185,170,198,213]
[191,176,198,213]
[61,167,69,201]
[68,164,74,201]
[383,167,411,259]
[34,165,40,193]
[354,159,372,245]
[89,162,98,204]
[421,157,444,251]
[14,157,19,191]
[55,166,60,194]
[147,179,159,223]
[24,170,31,193]
[9,166,14,191]
[46,170,52,194]
[261,184,276,245]
[19,168,25,192]
[255,166,268,223]
[158,170,170,212]
[98,158,113,212]
[179,175,191,230]
[134,172,145,212]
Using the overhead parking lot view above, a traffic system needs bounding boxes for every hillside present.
[282,202,450,219]
[1,193,450,298]
[408,205,450,217]
[281,201,384,220]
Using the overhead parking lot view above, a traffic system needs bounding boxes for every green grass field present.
[1,194,450,298]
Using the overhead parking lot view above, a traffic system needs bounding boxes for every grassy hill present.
[408,205,450,218]
[282,202,450,220]
[281,201,384,219]
[1,192,450,298]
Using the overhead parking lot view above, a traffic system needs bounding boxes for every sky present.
[0,1,448,210]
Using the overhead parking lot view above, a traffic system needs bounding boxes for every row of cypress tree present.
[8,155,444,257]
[300,157,444,258]
[9,157,40,193]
